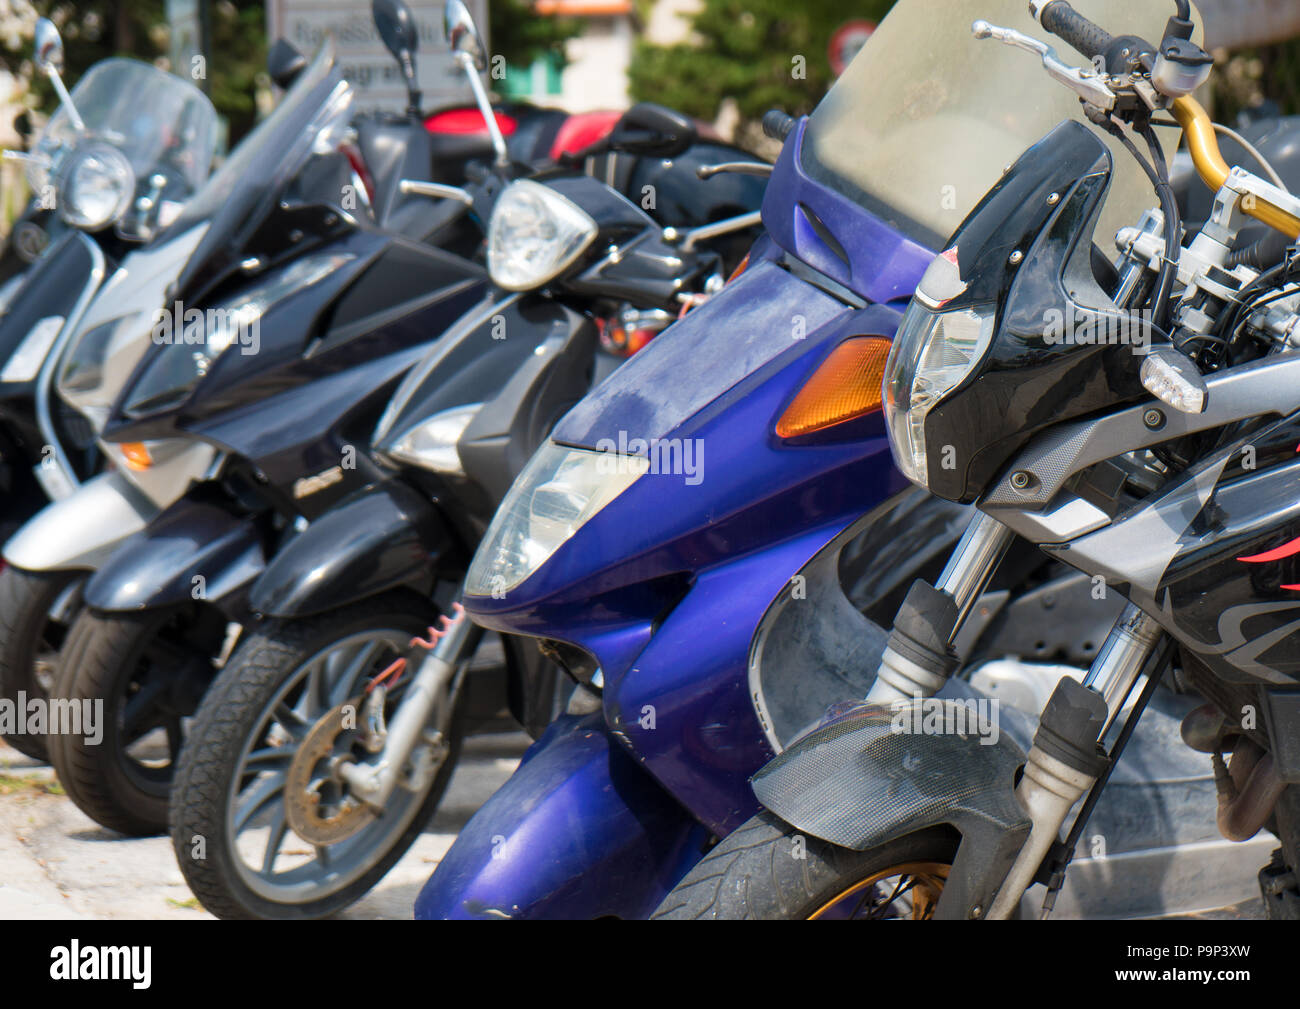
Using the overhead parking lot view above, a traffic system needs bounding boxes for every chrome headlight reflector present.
[884,299,995,487]
[57,144,135,230]
[466,442,648,596]
[384,403,483,475]
[487,179,598,291]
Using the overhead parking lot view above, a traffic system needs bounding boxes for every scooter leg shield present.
[415,712,709,919]
[751,698,1031,920]
[82,495,264,612]
[2,470,157,572]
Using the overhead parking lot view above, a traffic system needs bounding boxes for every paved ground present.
[0,733,1272,921]
[0,733,530,920]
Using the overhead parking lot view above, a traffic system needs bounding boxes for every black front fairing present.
[919,120,1149,503]
[373,291,600,531]
[100,224,486,517]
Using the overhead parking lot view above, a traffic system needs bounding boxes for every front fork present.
[866,510,1166,919]
[340,600,483,808]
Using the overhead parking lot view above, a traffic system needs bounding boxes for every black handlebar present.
[762,109,797,142]
[1036,0,1114,61]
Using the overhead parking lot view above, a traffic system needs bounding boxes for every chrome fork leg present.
[867,511,1015,703]
[985,603,1163,919]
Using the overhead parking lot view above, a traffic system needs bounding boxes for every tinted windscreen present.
[803,0,1196,249]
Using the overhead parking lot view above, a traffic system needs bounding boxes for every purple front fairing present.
[760,119,934,304]
[415,713,708,919]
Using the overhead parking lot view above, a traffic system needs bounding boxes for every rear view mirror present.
[608,103,696,159]
[34,17,64,76]
[443,0,487,71]
[374,0,419,63]
[266,39,308,90]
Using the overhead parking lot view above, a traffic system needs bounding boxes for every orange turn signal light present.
[118,442,154,472]
[775,336,891,439]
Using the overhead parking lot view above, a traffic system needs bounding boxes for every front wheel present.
[169,592,464,920]
[48,606,226,835]
[0,565,83,762]
[652,812,956,920]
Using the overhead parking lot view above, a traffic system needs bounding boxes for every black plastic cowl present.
[886,580,961,680]
[1033,677,1111,776]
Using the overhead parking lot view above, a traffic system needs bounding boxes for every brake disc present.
[284,697,377,846]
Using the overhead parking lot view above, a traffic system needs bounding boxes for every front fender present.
[415,711,707,919]
[752,692,1032,920]
[83,493,264,612]
[2,470,157,572]
[251,479,453,619]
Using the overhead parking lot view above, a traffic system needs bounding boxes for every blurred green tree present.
[0,1,265,144]
[628,0,896,127]
[489,0,579,70]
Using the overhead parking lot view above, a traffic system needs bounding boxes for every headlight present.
[57,144,135,230]
[382,403,482,475]
[0,315,63,384]
[487,179,598,292]
[466,442,648,597]
[884,300,995,487]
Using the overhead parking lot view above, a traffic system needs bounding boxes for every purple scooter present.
[416,0,1181,918]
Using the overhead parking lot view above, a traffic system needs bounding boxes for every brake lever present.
[696,162,774,180]
[972,20,1116,112]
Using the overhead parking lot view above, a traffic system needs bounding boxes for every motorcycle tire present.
[652,811,958,920]
[48,606,215,835]
[169,591,465,919]
[0,565,83,762]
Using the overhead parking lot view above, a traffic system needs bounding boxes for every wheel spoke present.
[272,703,308,740]
[259,809,289,876]
[121,676,169,737]
[299,659,328,721]
[233,770,286,834]
[244,744,295,768]
[332,642,383,704]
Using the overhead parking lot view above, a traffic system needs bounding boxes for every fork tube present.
[867,512,1014,703]
[985,603,1163,919]
[1082,603,1164,735]
[935,511,1016,638]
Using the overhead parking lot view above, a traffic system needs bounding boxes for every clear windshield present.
[30,59,217,200]
[804,0,1198,250]
[164,41,349,238]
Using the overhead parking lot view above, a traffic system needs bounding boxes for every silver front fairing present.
[56,222,209,431]
[2,436,217,572]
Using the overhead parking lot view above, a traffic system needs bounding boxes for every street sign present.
[265,0,489,114]
[828,19,876,76]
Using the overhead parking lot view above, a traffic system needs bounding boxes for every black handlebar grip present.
[762,109,797,142]
[1037,0,1114,61]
